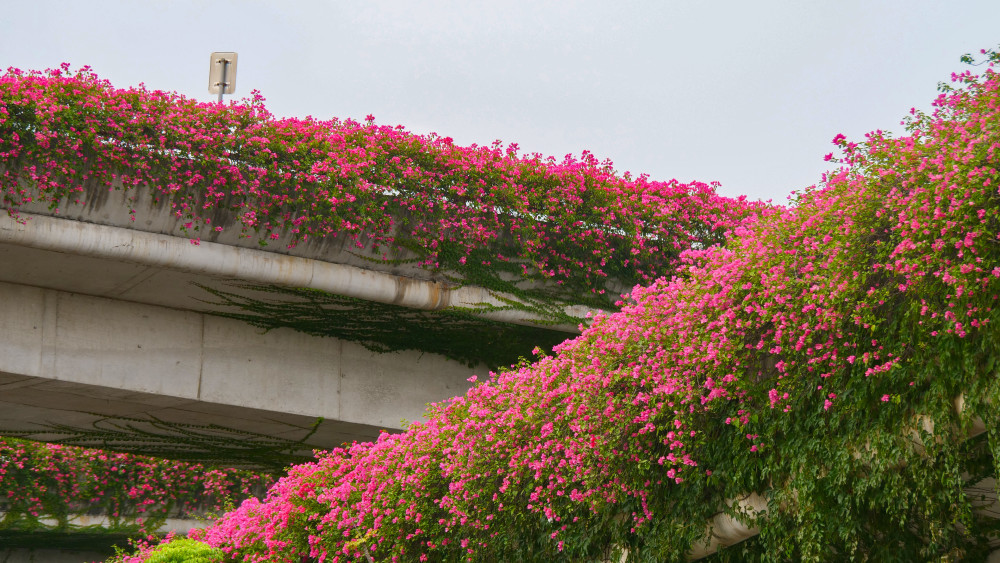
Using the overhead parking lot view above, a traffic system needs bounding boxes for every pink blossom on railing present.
[0,65,760,312]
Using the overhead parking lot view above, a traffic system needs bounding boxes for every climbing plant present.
[140,55,1000,561]
[199,283,571,369]
[0,64,759,324]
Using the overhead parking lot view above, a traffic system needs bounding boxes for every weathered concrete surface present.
[10,173,626,300]
[0,208,591,331]
[0,280,475,452]
[13,175,444,282]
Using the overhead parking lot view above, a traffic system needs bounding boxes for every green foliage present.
[692,61,1000,559]
[939,43,1000,91]
[962,44,1000,66]
[173,56,1000,562]
[143,539,223,563]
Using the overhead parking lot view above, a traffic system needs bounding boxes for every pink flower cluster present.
[0,64,758,310]
[180,66,1000,560]
[0,438,271,532]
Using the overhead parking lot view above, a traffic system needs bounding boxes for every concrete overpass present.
[0,184,586,465]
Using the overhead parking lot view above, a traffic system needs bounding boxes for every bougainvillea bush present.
[0,64,757,321]
[0,438,271,535]
[133,59,1000,562]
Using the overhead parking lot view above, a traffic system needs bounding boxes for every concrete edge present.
[0,212,591,333]
[0,511,206,535]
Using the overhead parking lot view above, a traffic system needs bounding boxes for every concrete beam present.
[0,280,476,455]
[0,210,589,332]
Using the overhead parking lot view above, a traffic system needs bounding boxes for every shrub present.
[143,539,223,563]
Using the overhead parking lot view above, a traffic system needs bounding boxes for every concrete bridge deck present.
[0,188,587,462]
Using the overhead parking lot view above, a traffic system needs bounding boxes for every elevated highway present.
[0,186,586,464]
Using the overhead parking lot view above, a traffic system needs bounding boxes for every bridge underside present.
[0,371,378,467]
[0,279,477,468]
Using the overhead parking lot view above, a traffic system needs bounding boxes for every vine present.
[0,64,759,324]
[199,283,570,369]
[159,56,1000,561]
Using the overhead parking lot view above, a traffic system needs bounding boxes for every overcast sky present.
[3,1,998,203]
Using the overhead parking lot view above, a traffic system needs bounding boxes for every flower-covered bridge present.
[7,59,999,562]
[0,66,754,465]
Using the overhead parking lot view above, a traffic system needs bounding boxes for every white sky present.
[2,1,998,203]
